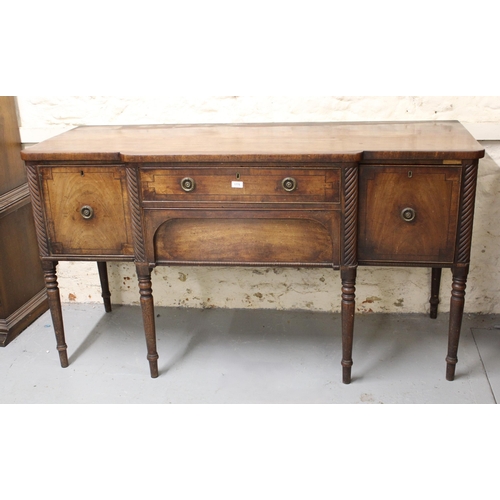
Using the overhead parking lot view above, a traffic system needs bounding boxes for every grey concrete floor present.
[1,303,499,403]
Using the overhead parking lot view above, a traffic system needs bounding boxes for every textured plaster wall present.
[16,96,500,142]
[15,96,500,314]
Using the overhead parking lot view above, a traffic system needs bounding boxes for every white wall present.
[17,96,500,142]
[16,96,500,314]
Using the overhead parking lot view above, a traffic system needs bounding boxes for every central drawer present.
[140,167,340,204]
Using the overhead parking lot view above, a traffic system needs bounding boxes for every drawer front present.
[140,167,340,204]
[358,166,461,264]
[40,166,134,256]
[143,209,340,267]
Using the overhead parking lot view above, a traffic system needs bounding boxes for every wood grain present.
[41,166,134,256]
[358,166,461,264]
[0,96,48,346]
[154,216,338,265]
[141,167,340,204]
[0,97,27,194]
[20,121,484,162]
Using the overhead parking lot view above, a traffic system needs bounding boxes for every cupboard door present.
[41,166,134,256]
[358,166,461,264]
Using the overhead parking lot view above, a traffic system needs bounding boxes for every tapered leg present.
[41,261,68,368]
[429,267,442,319]
[446,267,468,381]
[136,264,159,378]
[341,267,357,384]
[97,262,112,313]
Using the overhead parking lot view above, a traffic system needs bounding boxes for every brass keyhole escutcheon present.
[80,205,94,220]
[282,177,297,192]
[181,177,195,192]
[401,207,416,222]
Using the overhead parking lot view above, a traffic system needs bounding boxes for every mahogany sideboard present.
[21,121,485,383]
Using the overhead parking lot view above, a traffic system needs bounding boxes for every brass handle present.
[180,177,195,192]
[282,177,297,192]
[80,205,94,220]
[401,207,416,222]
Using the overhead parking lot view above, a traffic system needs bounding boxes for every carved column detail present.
[343,165,358,267]
[26,164,50,257]
[125,166,147,262]
[340,165,359,384]
[456,161,478,264]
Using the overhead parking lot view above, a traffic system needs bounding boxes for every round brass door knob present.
[282,177,297,192]
[401,207,416,222]
[181,177,195,192]
[80,205,94,220]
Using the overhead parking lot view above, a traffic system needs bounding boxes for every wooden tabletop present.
[21,121,485,162]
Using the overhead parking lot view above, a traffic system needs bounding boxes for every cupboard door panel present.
[358,166,461,264]
[41,166,134,256]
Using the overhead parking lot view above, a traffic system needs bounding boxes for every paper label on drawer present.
[231,181,244,188]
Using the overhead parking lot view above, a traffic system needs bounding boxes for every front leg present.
[136,263,159,378]
[42,260,68,368]
[341,267,357,384]
[446,266,468,381]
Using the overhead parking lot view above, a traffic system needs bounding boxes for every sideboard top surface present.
[21,121,485,163]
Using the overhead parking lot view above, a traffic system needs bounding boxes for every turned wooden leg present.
[136,264,159,378]
[42,261,69,368]
[341,267,356,384]
[97,261,112,313]
[429,267,442,319]
[446,267,468,381]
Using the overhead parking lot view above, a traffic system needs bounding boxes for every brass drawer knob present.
[80,205,94,220]
[282,177,297,192]
[401,207,416,222]
[180,177,195,192]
